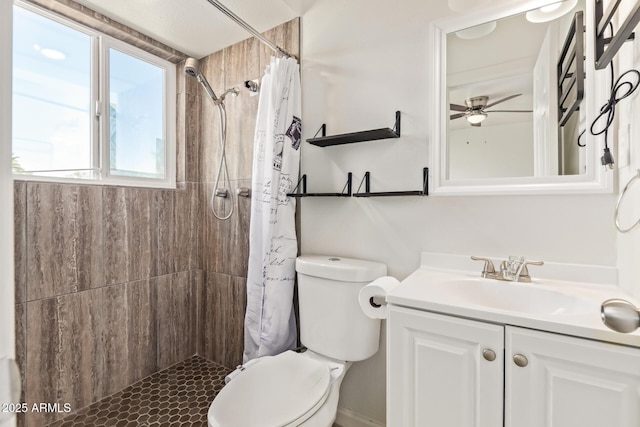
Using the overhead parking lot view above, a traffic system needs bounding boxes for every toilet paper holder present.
[369,296,387,308]
[359,276,399,319]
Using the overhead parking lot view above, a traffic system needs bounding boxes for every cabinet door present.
[506,326,640,427]
[387,306,504,427]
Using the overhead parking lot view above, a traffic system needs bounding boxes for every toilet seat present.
[208,351,332,427]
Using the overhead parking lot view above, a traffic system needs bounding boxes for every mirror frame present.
[428,0,612,196]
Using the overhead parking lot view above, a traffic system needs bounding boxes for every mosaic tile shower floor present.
[48,356,231,427]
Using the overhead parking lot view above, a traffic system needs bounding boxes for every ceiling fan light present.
[525,0,578,23]
[466,111,487,125]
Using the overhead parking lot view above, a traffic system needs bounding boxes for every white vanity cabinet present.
[387,305,640,427]
[387,306,504,426]
[506,326,640,427]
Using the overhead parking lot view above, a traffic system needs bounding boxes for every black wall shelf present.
[307,111,401,147]
[286,168,429,198]
[353,168,429,197]
[287,173,353,197]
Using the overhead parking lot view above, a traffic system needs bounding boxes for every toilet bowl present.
[208,350,351,427]
[207,255,386,427]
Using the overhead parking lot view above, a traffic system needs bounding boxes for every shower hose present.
[210,101,233,220]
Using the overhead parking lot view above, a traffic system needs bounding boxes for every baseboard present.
[334,408,385,427]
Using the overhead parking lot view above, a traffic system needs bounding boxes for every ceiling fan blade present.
[450,113,467,120]
[485,93,522,108]
[450,103,468,112]
[486,109,533,113]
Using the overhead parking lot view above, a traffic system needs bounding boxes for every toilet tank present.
[296,255,387,362]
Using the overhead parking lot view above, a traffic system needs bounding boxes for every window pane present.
[109,48,165,179]
[12,5,92,178]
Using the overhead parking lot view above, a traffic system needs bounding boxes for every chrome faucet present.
[471,256,544,283]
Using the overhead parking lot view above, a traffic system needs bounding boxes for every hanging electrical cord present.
[590,68,640,169]
[587,21,640,169]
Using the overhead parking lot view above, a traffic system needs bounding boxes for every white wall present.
[614,2,640,299]
[449,121,534,179]
[299,0,619,424]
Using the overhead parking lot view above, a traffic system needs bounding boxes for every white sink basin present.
[385,254,640,348]
[431,278,593,315]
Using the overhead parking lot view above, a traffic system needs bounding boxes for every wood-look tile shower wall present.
[13,181,201,426]
[196,18,300,369]
[13,11,299,426]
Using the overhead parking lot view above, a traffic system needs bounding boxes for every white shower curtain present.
[243,56,301,362]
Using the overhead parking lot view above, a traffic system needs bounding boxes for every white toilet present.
[207,255,387,427]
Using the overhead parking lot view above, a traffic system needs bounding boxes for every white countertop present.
[386,254,640,348]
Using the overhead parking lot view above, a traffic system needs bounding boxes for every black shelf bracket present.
[287,173,353,197]
[595,0,640,70]
[311,124,327,139]
[307,111,401,147]
[353,167,429,197]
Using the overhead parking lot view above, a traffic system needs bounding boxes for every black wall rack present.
[558,11,585,127]
[287,173,353,197]
[595,0,639,70]
[307,111,401,147]
[353,167,429,197]
[286,168,429,198]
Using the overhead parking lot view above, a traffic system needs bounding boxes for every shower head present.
[184,57,219,104]
[184,57,200,77]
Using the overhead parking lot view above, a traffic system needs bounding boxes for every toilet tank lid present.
[296,255,387,282]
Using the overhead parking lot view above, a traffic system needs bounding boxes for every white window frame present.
[12,0,176,189]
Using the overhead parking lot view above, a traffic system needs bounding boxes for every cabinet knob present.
[482,348,496,361]
[513,353,528,367]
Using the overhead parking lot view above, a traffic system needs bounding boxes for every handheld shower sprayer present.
[184,57,240,220]
[185,57,220,104]
[184,57,239,106]
[184,57,199,77]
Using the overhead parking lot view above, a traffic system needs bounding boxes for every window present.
[12,1,176,188]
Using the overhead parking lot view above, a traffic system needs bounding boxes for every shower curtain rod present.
[204,0,294,58]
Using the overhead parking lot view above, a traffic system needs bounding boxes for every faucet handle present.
[501,256,525,280]
[516,260,544,283]
[471,256,496,277]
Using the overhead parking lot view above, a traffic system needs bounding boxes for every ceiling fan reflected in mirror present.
[449,94,533,126]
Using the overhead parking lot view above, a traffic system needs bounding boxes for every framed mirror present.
[429,0,612,195]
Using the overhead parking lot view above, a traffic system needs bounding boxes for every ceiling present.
[72,0,301,58]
